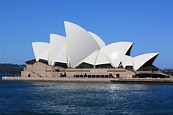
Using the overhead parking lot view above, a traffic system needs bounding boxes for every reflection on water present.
[0,81,173,114]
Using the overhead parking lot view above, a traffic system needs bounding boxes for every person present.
[84,73,87,78]
[64,72,66,77]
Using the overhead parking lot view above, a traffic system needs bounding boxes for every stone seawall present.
[2,77,173,84]
[2,77,113,83]
[111,78,173,84]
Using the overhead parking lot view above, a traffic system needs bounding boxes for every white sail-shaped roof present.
[49,34,67,65]
[133,53,159,71]
[32,42,50,61]
[81,50,99,65]
[121,55,133,68]
[79,42,133,67]
[64,21,100,67]
[95,50,111,65]
[31,21,159,71]
[79,49,111,66]
[88,31,106,48]
[102,42,133,55]
[101,42,133,67]
[53,44,67,64]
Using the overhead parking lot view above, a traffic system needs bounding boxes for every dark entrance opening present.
[27,73,31,77]
[116,74,119,78]
[95,64,112,68]
[54,62,68,68]
[76,62,93,68]
[38,59,48,65]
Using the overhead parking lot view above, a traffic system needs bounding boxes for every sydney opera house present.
[21,21,167,78]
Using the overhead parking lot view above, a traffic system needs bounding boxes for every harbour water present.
[0,81,173,114]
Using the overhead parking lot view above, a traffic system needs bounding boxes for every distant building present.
[21,21,168,78]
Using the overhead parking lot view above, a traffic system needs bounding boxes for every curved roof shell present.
[100,42,133,67]
[31,21,159,71]
[32,42,50,61]
[88,31,106,48]
[121,55,133,68]
[95,50,111,65]
[49,34,67,65]
[80,42,133,67]
[80,50,99,65]
[64,21,100,67]
[133,53,159,71]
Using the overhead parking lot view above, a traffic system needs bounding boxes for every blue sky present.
[0,0,173,68]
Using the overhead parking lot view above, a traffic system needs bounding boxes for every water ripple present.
[0,81,173,114]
